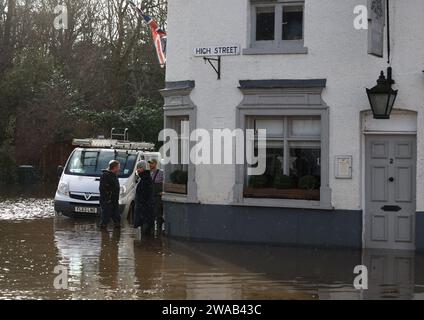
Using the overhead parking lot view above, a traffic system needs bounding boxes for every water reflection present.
[53,219,139,299]
[99,230,121,289]
[362,250,416,300]
[0,216,423,299]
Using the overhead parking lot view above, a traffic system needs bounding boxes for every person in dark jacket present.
[149,159,164,233]
[133,160,154,235]
[99,160,121,230]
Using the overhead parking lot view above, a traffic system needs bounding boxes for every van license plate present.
[75,207,98,214]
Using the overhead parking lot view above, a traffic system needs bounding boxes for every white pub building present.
[160,0,424,251]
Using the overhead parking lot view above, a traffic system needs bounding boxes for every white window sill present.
[243,40,308,55]
[162,193,199,204]
[243,46,308,55]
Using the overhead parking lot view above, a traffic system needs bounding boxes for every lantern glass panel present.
[387,92,397,115]
[368,92,390,118]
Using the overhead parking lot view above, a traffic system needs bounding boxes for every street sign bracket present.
[203,56,221,80]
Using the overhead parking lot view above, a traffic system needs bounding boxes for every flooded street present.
[1,190,424,300]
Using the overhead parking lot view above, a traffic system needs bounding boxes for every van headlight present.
[57,182,70,197]
[120,186,127,198]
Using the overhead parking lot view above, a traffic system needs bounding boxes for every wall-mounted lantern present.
[366,0,398,120]
[366,67,398,119]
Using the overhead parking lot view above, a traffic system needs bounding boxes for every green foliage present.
[0,0,167,183]
[0,50,54,107]
[123,98,164,145]
[0,144,17,185]
[66,97,164,146]
[0,51,53,148]
[273,174,292,189]
[248,175,268,189]
[298,175,317,190]
[0,113,17,185]
[170,170,188,185]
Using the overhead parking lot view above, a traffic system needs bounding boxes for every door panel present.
[371,215,388,241]
[371,141,389,158]
[395,166,412,202]
[371,166,388,201]
[395,141,413,159]
[395,215,413,242]
[365,135,416,250]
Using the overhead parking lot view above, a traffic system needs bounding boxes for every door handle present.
[388,177,394,182]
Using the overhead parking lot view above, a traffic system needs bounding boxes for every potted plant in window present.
[273,174,292,189]
[164,170,188,194]
[243,175,269,198]
[269,173,293,198]
[248,175,268,189]
[298,175,319,200]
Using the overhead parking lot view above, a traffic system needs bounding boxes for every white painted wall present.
[166,0,424,211]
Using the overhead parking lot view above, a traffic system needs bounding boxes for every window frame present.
[281,4,305,41]
[254,5,276,41]
[234,82,332,210]
[160,81,198,204]
[164,116,190,195]
[244,0,308,55]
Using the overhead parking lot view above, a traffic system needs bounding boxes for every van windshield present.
[65,150,138,178]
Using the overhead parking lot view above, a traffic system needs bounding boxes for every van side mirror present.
[57,165,64,178]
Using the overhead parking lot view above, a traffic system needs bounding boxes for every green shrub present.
[170,170,188,185]
[274,174,292,189]
[298,175,317,190]
[65,97,164,147]
[248,175,268,188]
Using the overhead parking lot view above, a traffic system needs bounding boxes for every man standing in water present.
[149,159,164,233]
[134,160,154,236]
[99,160,121,230]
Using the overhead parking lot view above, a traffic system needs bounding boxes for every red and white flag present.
[128,0,167,67]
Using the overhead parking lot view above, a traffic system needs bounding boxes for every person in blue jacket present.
[133,160,154,235]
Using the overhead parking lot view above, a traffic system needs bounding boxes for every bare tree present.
[0,0,168,182]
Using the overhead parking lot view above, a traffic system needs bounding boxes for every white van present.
[54,138,160,222]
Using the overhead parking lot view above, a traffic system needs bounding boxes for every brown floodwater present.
[0,191,424,300]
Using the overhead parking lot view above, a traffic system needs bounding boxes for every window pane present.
[289,144,321,200]
[244,116,322,201]
[174,116,189,135]
[245,145,284,192]
[282,6,303,40]
[115,153,138,177]
[256,6,275,41]
[65,150,137,178]
[164,117,189,195]
[255,119,284,137]
[290,118,321,137]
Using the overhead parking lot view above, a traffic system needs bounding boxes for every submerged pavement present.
[0,194,423,300]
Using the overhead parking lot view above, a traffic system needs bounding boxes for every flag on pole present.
[127,0,167,67]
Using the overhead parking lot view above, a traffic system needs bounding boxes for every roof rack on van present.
[72,138,155,151]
